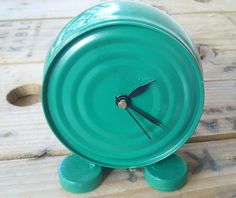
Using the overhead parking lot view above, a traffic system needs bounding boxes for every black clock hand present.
[128,80,155,98]
[128,103,165,128]
[126,108,151,140]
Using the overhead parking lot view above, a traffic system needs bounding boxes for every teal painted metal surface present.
[58,154,103,193]
[42,1,204,168]
[144,154,188,191]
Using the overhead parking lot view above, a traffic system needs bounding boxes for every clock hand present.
[128,103,165,128]
[126,108,151,140]
[128,80,155,98]
[115,96,165,128]
[115,96,151,140]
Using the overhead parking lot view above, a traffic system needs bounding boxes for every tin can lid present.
[144,154,188,191]
[58,154,103,193]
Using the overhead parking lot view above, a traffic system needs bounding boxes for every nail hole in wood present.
[6,84,41,107]
[196,44,217,62]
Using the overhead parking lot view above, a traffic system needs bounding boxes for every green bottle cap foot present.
[58,154,103,193]
[144,154,188,192]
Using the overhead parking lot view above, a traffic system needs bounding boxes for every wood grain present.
[0,139,235,197]
[0,14,236,81]
[2,14,236,64]
[0,0,236,20]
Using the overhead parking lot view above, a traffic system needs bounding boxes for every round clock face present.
[44,25,204,168]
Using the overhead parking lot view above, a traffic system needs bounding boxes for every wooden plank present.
[0,0,101,21]
[0,13,236,66]
[200,49,236,81]
[146,0,236,15]
[174,13,236,51]
[0,0,236,21]
[0,19,67,64]
[0,139,236,197]
[0,63,236,160]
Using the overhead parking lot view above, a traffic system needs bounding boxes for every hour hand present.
[128,80,155,98]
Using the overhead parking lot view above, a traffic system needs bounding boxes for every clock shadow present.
[103,167,113,181]
[102,167,144,183]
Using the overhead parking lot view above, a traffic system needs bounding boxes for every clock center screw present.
[115,96,130,109]
[118,99,127,109]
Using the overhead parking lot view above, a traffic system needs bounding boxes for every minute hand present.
[128,103,164,128]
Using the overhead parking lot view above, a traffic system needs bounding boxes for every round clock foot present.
[58,154,104,193]
[144,154,188,192]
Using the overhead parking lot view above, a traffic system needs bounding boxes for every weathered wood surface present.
[1,13,236,64]
[0,0,236,21]
[0,139,236,197]
[0,0,236,197]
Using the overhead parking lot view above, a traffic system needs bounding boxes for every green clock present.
[42,1,204,193]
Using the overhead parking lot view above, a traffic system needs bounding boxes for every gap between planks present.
[0,11,236,23]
